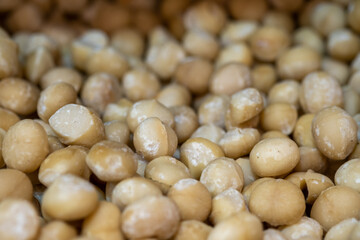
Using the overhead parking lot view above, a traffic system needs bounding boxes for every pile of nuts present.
[0,0,360,239]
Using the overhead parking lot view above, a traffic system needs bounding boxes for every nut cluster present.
[0,0,360,239]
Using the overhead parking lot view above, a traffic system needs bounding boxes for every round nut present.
[172,220,212,240]
[103,98,133,123]
[249,179,306,226]
[250,138,300,177]
[281,216,323,240]
[126,99,174,133]
[82,201,123,240]
[327,28,360,62]
[324,218,360,240]
[250,26,290,62]
[104,120,130,144]
[133,117,178,161]
[39,145,90,187]
[37,82,77,122]
[40,67,83,92]
[146,40,185,80]
[168,178,212,221]
[200,157,244,196]
[0,199,40,240]
[42,174,99,221]
[208,211,263,240]
[294,27,324,54]
[312,106,357,160]
[183,30,219,60]
[3,119,49,173]
[0,169,33,201]
[85,47,129,79]
[49,104,105,148]
[268,80,300,109]
[183,1,226,35]
[175,57,213,95]
[198,94,229,128]
[112,177,162,210]
[180,137,224,179]
[122,196,180,239]
[299,71,343,113]
[191,124,225,144]
[219,128,260,158]
[229,88,263,125]
[310,186,360,231]
[0,78,40,115]
[38,221,77,240]
[260,103,298,135]
[156,83,191,108]
[86,140,138,182]
[310,2,346,36]
[145,156,190,192]
[209,188,247,225]
[123,69,161,102]
[210,63,251,96]
[277,46,321,81]
[216,42,253,68]
[81,73,122,115]
[335,158,360,192]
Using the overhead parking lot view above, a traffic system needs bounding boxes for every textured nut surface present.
[0,78,40,115]
[42,174,99,221]
[310,186,360,231]
[0,199,40,240]
[37,82,77,122]
[39,145,90,187]
[200,157,244,196]
[3,119,49,173]
[126,99,174,132]
[0,169,33,201]
[168,178,212,221]
[38,221,77,240]
[299,71,343,113]
[210,188,247,225]
[335,158,360,192]
[86,140,138,182]
[172,220,212,240]
[208,211,263,240]
[82,201,123,240]
[122,196,180,239]
[49,104,105,148]
[180,137,224,179]
[133,117,178,161]
[112,177,162,210]
[145,156,190,192]
[250,138,300,177]
[312,106,357,160]
[249,179,306,226]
